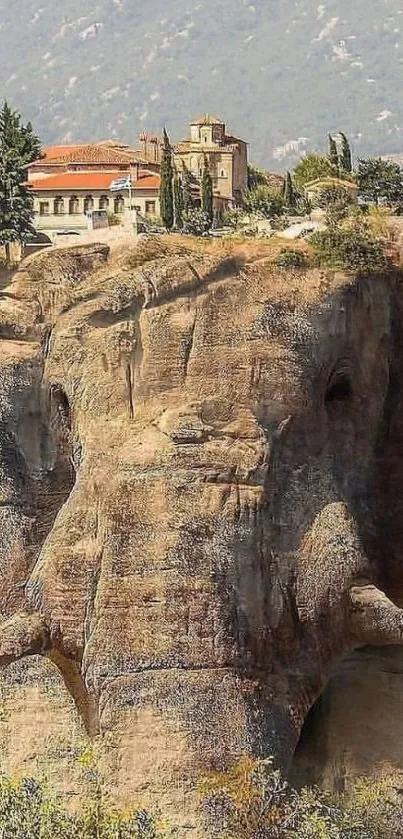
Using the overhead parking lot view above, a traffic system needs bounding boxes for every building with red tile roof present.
[28,141,157,185]
[30,172,160,191]
[30,170,161,238]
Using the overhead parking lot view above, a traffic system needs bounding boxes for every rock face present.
[2,240,403,833]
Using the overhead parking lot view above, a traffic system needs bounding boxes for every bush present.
[315,185,354,210]
[242,185,284,218]
[145,215,164,230]
[200,757,403,839]
[275,248,308,269]
[310,226,387,274]
[0,775,173,839]
[222,208,248,230]
[182,208,210,236]
[314,185,354,227]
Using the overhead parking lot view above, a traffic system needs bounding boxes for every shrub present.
[315,185,353,210]
[0,775,173,839]
[200,758,403,839]
[242,185,284,218]
[222,208,247,230]
[314,185,354,227]
[145,215,164,230]
[182,208,210,236]
[275,248,308,269]
[310,226,387,274]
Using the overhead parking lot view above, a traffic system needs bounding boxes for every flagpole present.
[129,176,133,230]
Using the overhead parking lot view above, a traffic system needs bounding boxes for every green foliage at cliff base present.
[201,757,403,839]
[0,775,174,839]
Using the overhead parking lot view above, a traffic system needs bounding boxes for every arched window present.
[114,195,124,214]
[69,195,79,215]
[54,196,64,215]
[84,195,94,214]
[99,195,109,210]
[219,168,227,178]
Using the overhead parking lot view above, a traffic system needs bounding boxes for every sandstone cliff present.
[1,239,403,834]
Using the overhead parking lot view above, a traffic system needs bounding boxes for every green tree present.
[173,169,183,229]
[328,134,339,172]
[339,132,352,173]
[181,164,193,213]
[283,170,296,209]
[293,154,338,189]
[357,157,403,206]
[242,185,284,218]
[0,101,41,251]
[0,101,41,164]
[159,128,174,230]
[315,183,353,227]
[201,155,214,229]
[247,164,267,190]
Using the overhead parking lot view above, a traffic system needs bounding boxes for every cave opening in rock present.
[290,645,403,795]
[289,690,331,791]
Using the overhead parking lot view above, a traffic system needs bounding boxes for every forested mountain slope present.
[1,1,403,167]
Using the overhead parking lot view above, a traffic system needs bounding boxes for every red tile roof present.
[33,143,148,166]
[135,174,160,190]
[41,145,82,160]
[29,172,160,191]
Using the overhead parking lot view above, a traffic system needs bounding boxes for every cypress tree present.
[0,102,41,165]
[283,171,296,208]
[201,155,213,230]
[159,128,174,230]
[173,169,184,229]
[182,164,193,214]
[339,132,352,173]
[0,101,41,251]
[328,134,339,173]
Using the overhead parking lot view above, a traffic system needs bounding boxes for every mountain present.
[1,0,403,169]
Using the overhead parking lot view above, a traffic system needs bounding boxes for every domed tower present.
[189,114,226,146]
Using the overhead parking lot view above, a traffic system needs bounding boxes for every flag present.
[109,177,131,192]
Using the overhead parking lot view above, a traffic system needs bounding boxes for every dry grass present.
[123,233,312,272]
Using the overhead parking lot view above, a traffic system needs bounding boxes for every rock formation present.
[1,239,403,833]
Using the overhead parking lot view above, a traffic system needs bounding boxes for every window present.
[145,201,156,216]
[84,195,94,214]
[99,195,109,210]
[39,201,50,216]
[54,196,65,215]
[114,195,125,214]
[69,195,79,215]
[220,168,227,178]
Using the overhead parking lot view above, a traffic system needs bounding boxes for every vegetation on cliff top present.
[0,101,41,248]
